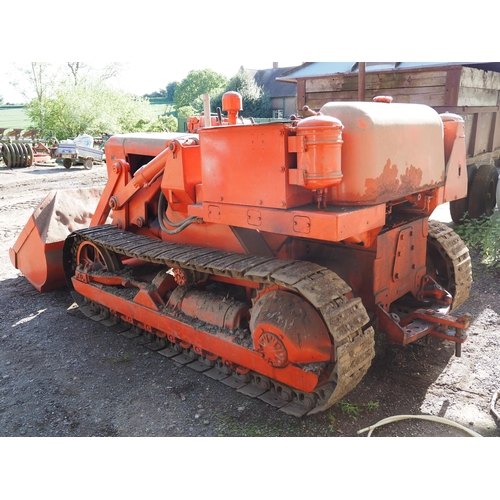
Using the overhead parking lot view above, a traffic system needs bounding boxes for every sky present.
[0,2,490,104]
[0,61,302,104]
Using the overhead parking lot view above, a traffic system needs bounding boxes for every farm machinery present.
[0,128,55,167]
[9,92,473,416]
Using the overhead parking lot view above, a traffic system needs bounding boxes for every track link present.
[428,220,472,311]
[63,225,375,417]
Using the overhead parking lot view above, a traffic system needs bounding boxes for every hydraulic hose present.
[357,414,482,437]
[158,189,200,235]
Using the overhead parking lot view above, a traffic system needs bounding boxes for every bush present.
[454,210,500,268]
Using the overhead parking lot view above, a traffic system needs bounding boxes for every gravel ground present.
[1,161,499,441]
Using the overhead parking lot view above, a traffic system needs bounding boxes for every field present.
[0,106,32,130]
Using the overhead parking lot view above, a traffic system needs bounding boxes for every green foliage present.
[173,69,228,110]
[211,67,272,118]
[454,211,500,268]
[327,412,337,433]
[365,401,380,411]
[176,105,197,118]
[110,353,131,363]
[11,63,59,136]
[215,412,302,436]
[0,95,3,105]
[26,80,158,139]
[145,114,178,132]
[144,81,178,101]
[166,81,178,101]
[336,399,362,418]
[335,399,380,419]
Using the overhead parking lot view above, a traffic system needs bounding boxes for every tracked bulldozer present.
[9,92,472,416]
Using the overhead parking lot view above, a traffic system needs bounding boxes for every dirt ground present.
[0,160,499,439]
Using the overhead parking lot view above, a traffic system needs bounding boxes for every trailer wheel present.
[449,164,478,223]
[63,158,72,169]
[83,158,93,170]
[449,198,468,224]
[467,164,498,219]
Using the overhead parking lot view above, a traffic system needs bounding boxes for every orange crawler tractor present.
[10,92,473,416]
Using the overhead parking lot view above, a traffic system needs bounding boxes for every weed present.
[110,352,132,363]
[455,211,500,268]
[336,399,362,418]
[327,412,336,433]
[335,399,380,419]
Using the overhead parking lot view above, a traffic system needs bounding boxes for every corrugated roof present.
[278,62,500,82]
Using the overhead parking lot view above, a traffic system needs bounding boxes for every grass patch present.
[215,413,303,437]
[110,352,132,364]
[335,399,379,419]
[0,106,32,129]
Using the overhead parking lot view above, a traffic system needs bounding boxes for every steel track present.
[63,225,375,417]
[427,220,472,311]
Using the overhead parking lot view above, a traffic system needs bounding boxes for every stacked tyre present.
[450,163,499,223]
[1,143,34,168]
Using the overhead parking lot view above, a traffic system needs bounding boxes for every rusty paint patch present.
[332,158,440,205]
[399,164,423,193]
[361,160,425,202]
[364,159,400,201]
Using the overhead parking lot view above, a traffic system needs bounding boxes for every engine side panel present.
[199,123,313,210]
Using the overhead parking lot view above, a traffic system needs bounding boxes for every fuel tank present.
[320,101,445,205]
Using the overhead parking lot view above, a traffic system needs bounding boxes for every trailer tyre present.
[63,158,72,169]
[449,198,468,224]
[449,164,478,223]
[467,164,498,219]
[83,158,93,170]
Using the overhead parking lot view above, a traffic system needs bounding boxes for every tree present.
[145,114,178,132]
[66,62,123,86]
[144,82,177,101]
[176,105,197,118]
[166,81,178,101]
[144,89,166,98]
[0,95,3,105]
[67,62,88,85]
[10,63,59,137]
[212,67,271,118]
[25,79,158,139]
[174,69,228,110]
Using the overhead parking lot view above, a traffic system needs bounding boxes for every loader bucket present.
[9,188,103,292]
